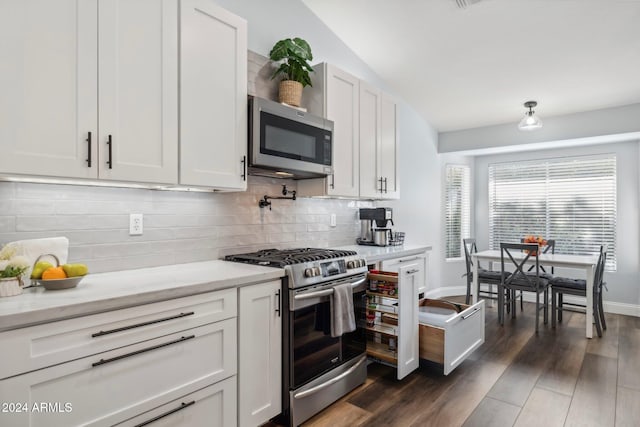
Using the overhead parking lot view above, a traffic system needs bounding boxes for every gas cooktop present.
[225,248,368,288]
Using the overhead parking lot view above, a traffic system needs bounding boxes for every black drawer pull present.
[275,289,281,317]
[91,311,195,338]
[107,134,113,169]
[241,155,247,181]
[86,132,92,167]
[133,400,196,427]
[92,335,195,367]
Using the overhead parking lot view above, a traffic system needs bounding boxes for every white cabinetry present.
[98,0,179,184]
[180,0,248,190]
[0,0,247,191]
[238,280,282,427]
[0,0,178,184]
[365,265,420,380]
[0,0,98,180]
[299,63,398,199]
[298,63,360,197]
[0,289,238,427]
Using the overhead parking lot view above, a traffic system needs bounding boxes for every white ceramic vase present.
[0,277,23,297]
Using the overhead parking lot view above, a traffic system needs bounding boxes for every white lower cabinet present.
[238,280,282,427]
[0,320,236,427]
[0,286,245,427]
[115,377,237,427]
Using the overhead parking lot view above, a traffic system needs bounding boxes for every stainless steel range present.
[225,248,368,426]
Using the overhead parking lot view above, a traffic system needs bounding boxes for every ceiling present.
[302,0,640,132]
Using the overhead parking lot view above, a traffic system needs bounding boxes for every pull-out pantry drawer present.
[418,299,485,375]
[1,288,236,379]
[115,376,237,427]
[0,319,237,427]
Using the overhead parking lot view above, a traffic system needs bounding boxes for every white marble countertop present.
[337,244,432,263]
[0,260,285,332]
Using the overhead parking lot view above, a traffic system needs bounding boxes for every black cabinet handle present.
[107,135,113,169]
[86,132,92,167]
[384,177,388,193]
[133,401,196,427]
[241,155,246,181]
[378,177,384,193]
[330,174,335,189]
[275,289,281,317]
[92,335,195,367]
[91,311,195,338]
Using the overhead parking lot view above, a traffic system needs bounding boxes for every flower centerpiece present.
[0,244,30,297]
[523,235,547,256]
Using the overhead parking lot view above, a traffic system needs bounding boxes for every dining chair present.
[550,246,607,337]
[462,238,505,305]
[499,242,550,333]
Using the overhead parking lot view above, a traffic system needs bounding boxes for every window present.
[445,165,471,259]
[488,154,616,270]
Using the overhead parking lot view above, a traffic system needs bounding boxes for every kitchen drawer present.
[0,319,237,427]
[115,377,237,427]
[0,288,236,380]
[418,299,484,375]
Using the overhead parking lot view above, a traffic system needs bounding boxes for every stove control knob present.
[347,261,355,269]
[313,267,321,276]
[304,268,314,277]
[357,259,365,267]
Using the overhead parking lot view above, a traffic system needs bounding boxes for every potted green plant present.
[269,37,314,107]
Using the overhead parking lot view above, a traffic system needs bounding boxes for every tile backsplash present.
[0,178,368,273]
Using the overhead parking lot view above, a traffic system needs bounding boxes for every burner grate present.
[225,248,357,267]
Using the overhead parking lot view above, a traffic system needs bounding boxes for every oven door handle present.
[293,355,367,400]
[293,277,367,301]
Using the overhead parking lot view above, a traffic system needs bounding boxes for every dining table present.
[471,249,600,338]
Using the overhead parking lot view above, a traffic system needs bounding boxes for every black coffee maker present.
[357,208,394,246]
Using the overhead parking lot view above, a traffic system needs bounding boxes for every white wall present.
[439,103,640,153]
[474,140,640,308]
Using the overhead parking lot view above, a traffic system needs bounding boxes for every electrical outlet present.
[330,213,337,227]
[129,213,143,236]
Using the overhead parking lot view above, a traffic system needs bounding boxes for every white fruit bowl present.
[32,276,84,290]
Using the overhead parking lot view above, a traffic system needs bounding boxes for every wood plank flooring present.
[279,296,640,427]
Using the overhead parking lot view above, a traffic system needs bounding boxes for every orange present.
[42,266,67,280]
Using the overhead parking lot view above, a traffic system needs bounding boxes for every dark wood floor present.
[297,297,640,427]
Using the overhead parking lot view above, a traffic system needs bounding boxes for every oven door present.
[289,275,367,390]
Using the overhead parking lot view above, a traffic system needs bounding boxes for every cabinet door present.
[98,0,178,184]
[379,92,399,199]
[397,263,420,379]
[359,81,381,199]
[180,0,247,190]
[0,0,98,179]
[325,64,360,197]
[238,280,282,427]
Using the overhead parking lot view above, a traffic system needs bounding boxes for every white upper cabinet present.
[379,92,399,199]
[97,0,178,184]
[180,0,248,190]
[299,63,399,200]
[298,63,360,198]
[359,81,381,199]
[0,0,98,180]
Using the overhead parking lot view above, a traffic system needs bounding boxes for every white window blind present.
[446,165,471,259]
[488,154,616,270]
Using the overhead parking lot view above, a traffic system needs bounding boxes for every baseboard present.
[430,285,640,317]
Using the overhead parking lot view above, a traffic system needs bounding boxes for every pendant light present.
[518,101,543,131]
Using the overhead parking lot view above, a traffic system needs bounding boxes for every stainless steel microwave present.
[248,96,333,179]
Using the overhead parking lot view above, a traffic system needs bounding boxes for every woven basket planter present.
[0,277,23,297]
[278,80,303,107]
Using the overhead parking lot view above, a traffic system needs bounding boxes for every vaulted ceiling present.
[303,0,640,132]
